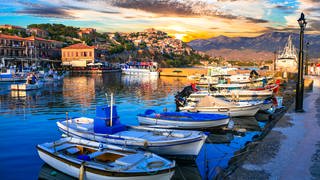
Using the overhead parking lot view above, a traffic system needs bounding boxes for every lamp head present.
[297,12,307,28]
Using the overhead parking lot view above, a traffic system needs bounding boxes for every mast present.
[110,93,113,127]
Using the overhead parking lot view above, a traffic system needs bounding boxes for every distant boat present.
[0,69,26,82]
[137,110,230,129]
[37,137,175,180]
[57,105,207,156]
[120,62,159,76]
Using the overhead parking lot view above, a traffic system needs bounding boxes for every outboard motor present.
[250,70,259,79]
[174,85,197,111]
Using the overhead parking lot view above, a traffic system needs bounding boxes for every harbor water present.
[0,73,271,180]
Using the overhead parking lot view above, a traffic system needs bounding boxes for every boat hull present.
[122,69,159,76]
[37,147,174,180]
[137,116,230,129]
[180,104,260,117]
[189,91,273,101]
[57,122,206,156]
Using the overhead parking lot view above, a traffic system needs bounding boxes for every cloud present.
[111,0,206,17]
[63,5,120,14]
[16,6,75,19]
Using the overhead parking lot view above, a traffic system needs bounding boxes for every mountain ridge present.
[188,32,320,61]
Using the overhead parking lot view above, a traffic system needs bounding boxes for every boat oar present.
[79,162,86,180]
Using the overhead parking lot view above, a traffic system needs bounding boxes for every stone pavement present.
[228,77,320,180]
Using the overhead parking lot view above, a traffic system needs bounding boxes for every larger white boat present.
[189,88,274,101]
[276,35,298,72]
[121,62,159,76]
[57,105,207,156]
[37,137,175,180]
[179,96,262,117]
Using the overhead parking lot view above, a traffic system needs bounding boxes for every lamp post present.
[295,12,307,112]
[305,42,310,75]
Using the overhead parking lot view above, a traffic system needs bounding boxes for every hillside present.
[188,32,320,61]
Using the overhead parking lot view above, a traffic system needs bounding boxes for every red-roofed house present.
[78,28,96,39]
[0,34,63,60]
[0,24,26,32]
[61,43,96,67]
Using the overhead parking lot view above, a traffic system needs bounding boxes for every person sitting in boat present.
[30,72,38,84]
[262,76,268,87]
[26,73,32,84]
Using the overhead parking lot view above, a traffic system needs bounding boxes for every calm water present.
[0,74,266,180]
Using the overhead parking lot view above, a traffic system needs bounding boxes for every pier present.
[227,77,320,179]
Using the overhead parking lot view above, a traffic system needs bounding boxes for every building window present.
[84,52,87,57]
[76,52,78,57]
[89,51,92,57]
[67,52,70,57]
[63,52,66,57]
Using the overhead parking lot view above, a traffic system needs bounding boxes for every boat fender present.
[143,140,148,148]
[203,131,210,136]
[98,143,104,151]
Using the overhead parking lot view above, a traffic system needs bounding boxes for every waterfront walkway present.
[229,77,320,180]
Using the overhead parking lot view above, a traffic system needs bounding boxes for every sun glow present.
[173,33,187,41]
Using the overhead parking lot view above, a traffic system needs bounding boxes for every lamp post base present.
[295,109,305,113]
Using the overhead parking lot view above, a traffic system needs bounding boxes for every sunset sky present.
[0,0,319,42]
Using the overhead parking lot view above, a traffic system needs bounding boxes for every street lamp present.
[295,12,307,112]
[305,42,310,75]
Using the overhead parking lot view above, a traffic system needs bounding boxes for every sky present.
[0,0,319,42]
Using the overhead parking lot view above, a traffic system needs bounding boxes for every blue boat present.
[137,110,230,129]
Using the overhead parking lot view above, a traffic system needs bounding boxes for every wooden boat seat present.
[115,153,145,166]
[54,143,75,152]
[88,151,107,159]
[66,147,80,154]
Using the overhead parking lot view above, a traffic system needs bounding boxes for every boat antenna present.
[110,93,113,127]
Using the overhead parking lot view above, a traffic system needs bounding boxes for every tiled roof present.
[0,34,25,40]
[0,34,63,43]
[62,43,95,49]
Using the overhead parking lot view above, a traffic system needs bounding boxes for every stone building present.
[27,28,49,38]
[0,34,63,60]
[61,43,96,67]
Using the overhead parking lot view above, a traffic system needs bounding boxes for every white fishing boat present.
[179,96,261,117]
[0,69,26,82]
[137,110,230,129]
[37,137,175,180]
[57,94,207,156]
[10,81,43,91]
[121,62,159,76]
[189,88,273,101]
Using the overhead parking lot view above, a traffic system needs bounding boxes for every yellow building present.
[61,43,95,67]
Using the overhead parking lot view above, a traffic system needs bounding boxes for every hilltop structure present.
[276,35,298,72]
